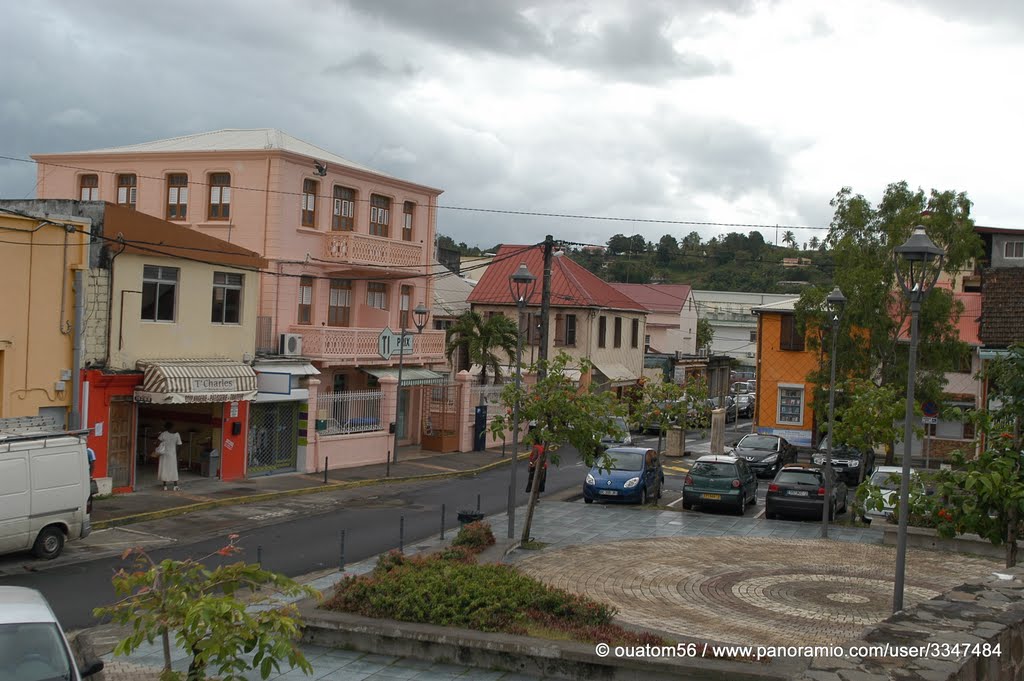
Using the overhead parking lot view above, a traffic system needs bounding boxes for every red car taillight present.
[818,487,826,496]
[684,475,693,486]
[731,479,741,488]
[768,483,779,492]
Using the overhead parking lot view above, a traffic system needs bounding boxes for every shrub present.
[437,545,477,563]
[451,521,496,553]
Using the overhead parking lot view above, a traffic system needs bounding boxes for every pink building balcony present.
[292,326,446,364]
[323,232,424,268]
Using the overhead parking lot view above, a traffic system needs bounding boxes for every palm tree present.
[809,236,820,251]
[444,311,519,384]
[782,230,797,248]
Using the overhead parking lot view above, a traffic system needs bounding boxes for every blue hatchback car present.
[583,447,664,505]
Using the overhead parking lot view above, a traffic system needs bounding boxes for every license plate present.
[599,490,618,496]
[787,490,809,496]
[701,493,721,500]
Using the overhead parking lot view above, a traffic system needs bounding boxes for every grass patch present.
[520,540,548,551]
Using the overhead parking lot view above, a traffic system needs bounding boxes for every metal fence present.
[317,390,384,435]
[469,384,506,407]
[256,316,276,354]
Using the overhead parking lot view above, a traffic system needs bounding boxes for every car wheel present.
[682,499,693,510]
[32,525,65,560]
[655,480,663,500]
[640,487,648,505]
[584,498,594,504]
[749,489,757,506]
[828,502,836,521]
[766,510,776,520]
[736,492,746,515]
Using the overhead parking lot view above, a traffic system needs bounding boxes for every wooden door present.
[108,400,133,489]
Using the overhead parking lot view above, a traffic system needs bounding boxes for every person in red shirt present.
[525,444,547,494]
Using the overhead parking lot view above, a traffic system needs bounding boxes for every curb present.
[92,452,532,530]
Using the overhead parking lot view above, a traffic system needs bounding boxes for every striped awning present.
[134,358,258,404]
[362,367,449,386]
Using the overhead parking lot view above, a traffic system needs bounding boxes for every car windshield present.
[775,470,821,485]
[0,622,73,681]
[691,461,736,477]
[602,417,629,441]
[738,435,778,451]
[870,470,904,491]
[604,451,645,471]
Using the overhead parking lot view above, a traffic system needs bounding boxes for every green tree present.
[682,231,703,252]
[928,346,1024,567]
[797,182,983,463]
[607,234,631,255]
[94,536,318,680]
[629,376,709,453]
[628,234,649,253]
[808,236,821,251]
[781,231,797,248]
[488,353,622,542]
[829,379,905,485]
[696,317,714,354]
[656,234,680,265]
[606,259,654,283]
[444,311,519,385]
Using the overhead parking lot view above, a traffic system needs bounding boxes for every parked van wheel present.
[33,526,65,559]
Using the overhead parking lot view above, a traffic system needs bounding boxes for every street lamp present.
[392,302,430,467]
[821,286,845,539]
[892,226,944,612]
[507,262,537,539]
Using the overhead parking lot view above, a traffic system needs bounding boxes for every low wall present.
[313,430,390,470]
[299,608,797,681]
[881,524,1021,561]
[795,568,1024,681]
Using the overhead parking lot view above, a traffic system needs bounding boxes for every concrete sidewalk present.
[92,445,527,529]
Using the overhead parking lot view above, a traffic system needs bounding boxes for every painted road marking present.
[664,465,690,474]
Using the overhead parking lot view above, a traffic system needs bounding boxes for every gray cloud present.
[324,51,421,79]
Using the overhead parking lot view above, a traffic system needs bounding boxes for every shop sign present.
[377,328,414,359]
[191,377,238,392]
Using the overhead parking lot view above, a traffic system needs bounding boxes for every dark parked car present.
[730,433,798,478]
[707,396,737,423]
[682,454,758,515]
[583,447,664,505]
[599,416,633,448]
[766,464,848,520]
[811,435,874,485]
[735,393,755,418]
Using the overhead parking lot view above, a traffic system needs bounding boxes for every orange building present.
[752,298,820,447]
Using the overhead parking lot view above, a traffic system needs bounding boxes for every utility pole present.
[537,234,554,380]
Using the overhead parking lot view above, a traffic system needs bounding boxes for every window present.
[631,319,639,348]
[598,316,607,348]
[526,313,541,346]
[777,386,804,424]
[166,173,188,220]
[208,173,231,220]
[1005,241,1024,259]
[749,330,758,342]
[328,279,351,327]
[400,285,412,328]
[954,352,972,374]
[614,317,623,348]
[79,175,99,201]
[644,333,651,347]
[302,179,318,227]
[298,276,313,324]
[779,315,805,351]
[434,319,453,331]
[211,272,243,324]
[367,282,388,310]
[402,201,414,241]
[565,314,577,347]
[140,265,178,322]
[370,194,390,237]
[117,174,137,209]
[332,186,356,231]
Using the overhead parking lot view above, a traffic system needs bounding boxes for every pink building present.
[34,129,447,475]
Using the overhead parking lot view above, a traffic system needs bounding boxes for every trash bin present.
[473,405,487,451]
[200,448,221,478]
[457,510,484,525]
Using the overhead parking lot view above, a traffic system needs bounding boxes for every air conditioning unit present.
[279,333,303,356]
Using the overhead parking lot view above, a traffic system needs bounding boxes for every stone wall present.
[83,268,109,366]
[796,568,1024,681]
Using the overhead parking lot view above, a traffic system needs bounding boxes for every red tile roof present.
[466,244,646,311]
[609,283,692,313]
[980,268,1024,347]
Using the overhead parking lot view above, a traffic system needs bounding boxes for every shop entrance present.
[247,402,299,475]
[136,403,225,488]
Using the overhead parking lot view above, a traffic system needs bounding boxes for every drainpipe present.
[103,238,127,368]
[70,268,85,430]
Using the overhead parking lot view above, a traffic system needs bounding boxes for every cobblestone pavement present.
[512,504,1000,647]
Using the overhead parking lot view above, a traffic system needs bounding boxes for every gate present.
[247,402,299,475]
[108,399,133,489]
[419,383,460,453]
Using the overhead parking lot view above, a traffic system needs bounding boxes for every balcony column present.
[455,370,476,452]
[305,377,320,474]
[378,374,400,463]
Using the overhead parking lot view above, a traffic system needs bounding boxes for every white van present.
[0,431,92,559]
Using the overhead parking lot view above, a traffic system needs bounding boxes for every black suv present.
[766,463,848,520]
[811,435,874,485]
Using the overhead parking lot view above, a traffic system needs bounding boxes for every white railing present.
[296,327,446,364]
[323,232,424,267]
[317,390,384,435]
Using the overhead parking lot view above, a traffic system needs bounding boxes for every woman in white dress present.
[156,422,182,491]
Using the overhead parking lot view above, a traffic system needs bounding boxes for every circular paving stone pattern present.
[515,537,998,646]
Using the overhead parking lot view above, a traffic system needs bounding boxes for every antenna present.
[313,160,327,177]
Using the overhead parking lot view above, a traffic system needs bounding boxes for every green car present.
[682,454,758,515]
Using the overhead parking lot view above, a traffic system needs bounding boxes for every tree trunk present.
[884,441,895,467]
[161,628,171,672]
[520,447,546,544]
[1008,505,1019,569]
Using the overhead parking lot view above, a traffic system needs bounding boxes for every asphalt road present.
[0,417,808,630]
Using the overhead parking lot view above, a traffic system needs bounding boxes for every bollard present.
[476,493,481,512]
[256,544,262,567]
[324,457,328,484]
[399,515,405,554]
[339,529,345,572]
[386,450,391,478]
[440,504,446,540]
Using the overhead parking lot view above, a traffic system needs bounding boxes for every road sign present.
[377,328,413,359]
[922,416,938,425]
[922,400,939,417]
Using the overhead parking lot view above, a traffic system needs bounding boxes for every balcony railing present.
[323,232,424,268]
[293,326,446,364]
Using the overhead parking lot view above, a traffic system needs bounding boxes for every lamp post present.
[507,263,537,539]
[392,302,430,466]
[821,286,846,539]
[892,226,944,612]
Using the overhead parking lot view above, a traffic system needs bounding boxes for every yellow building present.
[0,205,92,425]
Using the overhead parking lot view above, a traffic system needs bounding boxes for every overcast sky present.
[2,0,1022,249]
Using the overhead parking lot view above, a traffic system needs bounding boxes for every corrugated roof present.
[466,245,645,311]
[431,261,475,318]
[752,298,801,313]
[609,283,691,313]
[36,128,404,182]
